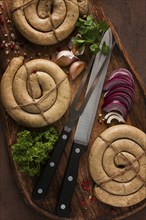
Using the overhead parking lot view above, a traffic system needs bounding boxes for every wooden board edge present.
[98,0,146,97]
[114,203,146,220]
[0,1,145,219]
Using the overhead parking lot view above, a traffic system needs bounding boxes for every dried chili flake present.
[90,196,95,202]
[81,200,85,206]
[10,42,15,50]
[86,187,90,191]
[81,179,92,192]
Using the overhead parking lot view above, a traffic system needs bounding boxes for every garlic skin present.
[69,60,86,80]
[56,50,78,67]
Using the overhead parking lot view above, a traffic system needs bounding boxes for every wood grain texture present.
[0,0,146,220]
[101,0,146,85]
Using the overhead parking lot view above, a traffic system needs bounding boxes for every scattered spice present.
[79,179,96,209]
[10,42,15,50]
[96,113,105,124]
[5,49,9,55]
[23,52,27,57]
[81,200,85,206]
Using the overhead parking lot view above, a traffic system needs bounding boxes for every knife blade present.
[56,28,113,217]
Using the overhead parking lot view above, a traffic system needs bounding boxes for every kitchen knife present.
[32,54,95,200]
[56,28,113,217]
[32,28,113,200]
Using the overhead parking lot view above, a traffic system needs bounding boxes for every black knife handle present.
[32,128,71,200]
[56,142,87,218]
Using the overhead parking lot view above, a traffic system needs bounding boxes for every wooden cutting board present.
[0,0,146,219]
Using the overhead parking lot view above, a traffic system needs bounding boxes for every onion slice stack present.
[102,68,135,123]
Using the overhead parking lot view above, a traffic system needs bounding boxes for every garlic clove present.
[69,60,86,80]
[56,50,78,67]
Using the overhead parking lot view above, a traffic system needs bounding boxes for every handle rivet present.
[50,162,55,167]
[37,188,43,194]
[75,148,80,153]
[68,176,73,181]
[62,134,67,140]
[60,204,66,210]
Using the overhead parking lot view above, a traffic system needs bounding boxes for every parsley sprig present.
[72,16,110,55]
[12,127,58,176]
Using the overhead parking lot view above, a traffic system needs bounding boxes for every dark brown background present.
[0,0,146,220]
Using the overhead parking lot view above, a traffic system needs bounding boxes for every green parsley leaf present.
[12,127,58,176]
[90,43,100,54]
[73,15,109,55]
[101,41,110,55]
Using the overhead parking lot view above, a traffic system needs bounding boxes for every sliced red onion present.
[108,73,134,83]
[104,91,133,110]
[108,75,134,86]
[102,100,128,119]
[104,85,135,100]
[108,68,133,80]
[102,98,129,112]
[104,95,131,111]
[102,68,135,121]
[103,77,134,91]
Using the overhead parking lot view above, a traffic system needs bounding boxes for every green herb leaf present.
[90,43,100,54]
[73,16,109,55]
[101,41,110,55]
[12,127,58,176]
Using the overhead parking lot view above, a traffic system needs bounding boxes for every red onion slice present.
[102,68,135,121]
[104,85,135,100]
[104,91,133,110]
[104,95,131,111]
[103,77,134,91]
[102,100,128,119]
[106,74,134,86]
[108,68,133,80]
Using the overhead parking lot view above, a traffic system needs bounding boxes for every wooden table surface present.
[0,0,146,220]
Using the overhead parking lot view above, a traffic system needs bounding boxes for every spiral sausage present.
[89,125,146,207]
[1,56,71,127]
[11,0,88,45]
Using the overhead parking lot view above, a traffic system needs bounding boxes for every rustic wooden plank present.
[101,0,146,84]
[0,0,145,220]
